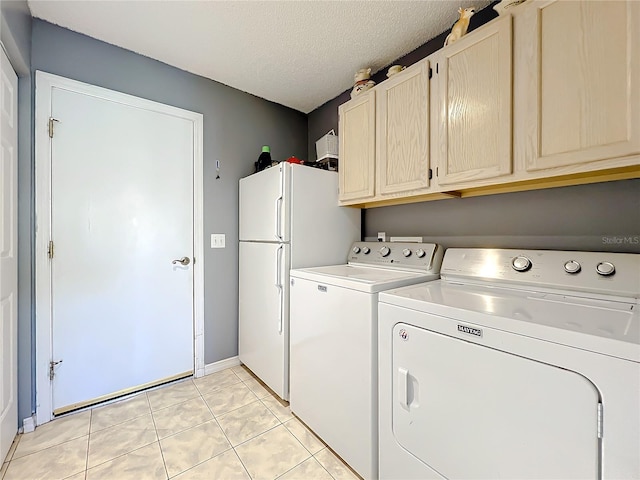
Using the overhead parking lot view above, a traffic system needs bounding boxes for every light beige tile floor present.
[1,366,360,480]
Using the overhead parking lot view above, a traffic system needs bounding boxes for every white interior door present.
[47,84,195,415]
[392,322,600,479]
[0,47,19,462]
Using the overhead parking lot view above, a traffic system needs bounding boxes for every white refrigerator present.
[239,163,360,400]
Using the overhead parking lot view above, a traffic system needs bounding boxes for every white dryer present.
[289,241,444,480]
[378,248,640,480]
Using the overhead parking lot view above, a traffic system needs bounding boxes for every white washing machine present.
[378,248,640,480]
[289,241,444,480]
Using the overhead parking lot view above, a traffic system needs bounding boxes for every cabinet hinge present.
[48,117,60,138]
[47,240,54,259]
[428,168,433,180]
[597,403,603,439]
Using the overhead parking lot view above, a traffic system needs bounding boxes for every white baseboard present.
[203,356,240,376]
[22,416,36,433]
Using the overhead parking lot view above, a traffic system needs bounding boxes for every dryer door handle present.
[398,367,409,411]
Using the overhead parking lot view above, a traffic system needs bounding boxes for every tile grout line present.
[80,394,158,475]
[146,392,170,480]
[311,449,340,480]
[8,433,20,463]
[160,377,238,479]
[81,440,161,473]
[90,398,152,434]
[281,420,327,458]
[192,370,243,396]
[209,370,285,479]
[83,409,92,480]
[199,382,237,451]
[195,383,245,398]
[148,379,201,412]
[2,432,21,479]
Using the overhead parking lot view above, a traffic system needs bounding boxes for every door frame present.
[1,43,19,459]
[34,71,205,425]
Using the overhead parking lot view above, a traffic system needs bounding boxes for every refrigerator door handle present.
[275,195,283,241]
[275,245,283,287]
[277,284,283,334]
[275,165,284,241]
[276,245,284,333]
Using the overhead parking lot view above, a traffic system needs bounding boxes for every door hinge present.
[597,402,603,439]
[47,240,54,259]
[49,359,63,381]
[48,117,60,138]
[428,168,433,180]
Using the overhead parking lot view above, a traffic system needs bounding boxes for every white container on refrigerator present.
[239,163,360,400]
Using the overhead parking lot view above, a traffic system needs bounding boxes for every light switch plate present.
[211,234,226,248]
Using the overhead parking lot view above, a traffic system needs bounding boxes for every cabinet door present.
[338,92,375,202]
[521,0,640,171]
[437,15,513,186]
[377,62,430,195]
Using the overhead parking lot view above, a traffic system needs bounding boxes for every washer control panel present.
[442,248,640,298]
[348,242,443,272]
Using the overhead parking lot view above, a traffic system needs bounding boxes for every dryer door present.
[392,321,600,479]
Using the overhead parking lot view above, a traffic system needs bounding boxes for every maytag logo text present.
[458,325,482,337]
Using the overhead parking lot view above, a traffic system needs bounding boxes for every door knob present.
[172,257,191,266]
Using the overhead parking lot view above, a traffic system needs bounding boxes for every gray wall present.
[21,19,307,423]
[365,180,640,253]
[1,0,33,428]
[308,4,640,254]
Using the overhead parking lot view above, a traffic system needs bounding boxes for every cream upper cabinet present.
[338,91,375,202]
[436,14,513,186]
[376,61,430,195]
[518,0,640,172]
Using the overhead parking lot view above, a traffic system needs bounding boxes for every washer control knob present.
[402,248,412,257]
[596,261,615,276]
[415,249,426,258]
[564,260,581,274]
[362,247,371,254]
[512,256,532,272]
[352,246,361,254]
[380,246,391,257]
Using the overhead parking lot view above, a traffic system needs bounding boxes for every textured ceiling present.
[28,0,491,113]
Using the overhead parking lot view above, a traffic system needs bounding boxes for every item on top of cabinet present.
[386,65,406,77]
[493,0,527,15]
[286,156,304,165]
[255,145,272,173]
[444,7,476,46]
[350,68,376,98]
[315,129,339,161]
